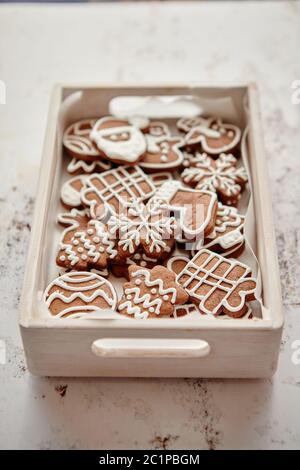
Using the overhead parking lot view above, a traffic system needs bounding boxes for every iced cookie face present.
[90,116,147,164]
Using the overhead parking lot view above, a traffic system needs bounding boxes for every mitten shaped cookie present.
[56,209,117,271]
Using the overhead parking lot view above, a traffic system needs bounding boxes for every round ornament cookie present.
[43,272,117,319]
[63,119,101,160]
[118,265,189,319]
[90,116,147,165]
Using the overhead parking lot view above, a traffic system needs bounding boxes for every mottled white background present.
[0,1,299,450]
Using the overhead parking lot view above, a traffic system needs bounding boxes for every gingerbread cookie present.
[191,202,245,257]
[108,199,176,260]
[151,180,217,241]
[173,303,200,318]
[143,120,170,150]
[177,249,257,318]
[67,157,112,175]
[149,172,174,189]
[90,116,146,164]
[81,165,156,220]
[177,116,208,133]
[110,251,158,280]
[181,153,248,205]
[166,255,190,276]
[56,209,117,271]
[44,271,117,319]
[61,175,87,208]
[63,119,101,160]
[118,265,189,319]
[183,117,241,156]
[139,137,185,172]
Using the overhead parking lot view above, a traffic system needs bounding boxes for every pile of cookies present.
[43,114,257,320]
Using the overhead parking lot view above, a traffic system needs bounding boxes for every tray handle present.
[91,338,210,359]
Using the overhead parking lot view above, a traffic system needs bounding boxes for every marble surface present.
[0,1,299,450]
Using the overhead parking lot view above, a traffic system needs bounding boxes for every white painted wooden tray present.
[19,84,283,377]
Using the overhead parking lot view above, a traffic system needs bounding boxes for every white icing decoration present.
[108,200,176,255]
[150,180,217,239]
[61,176,87,207]
[81,166,156,220]
[184,118,241,155]
[118,269,178,319]
[141,137,185,171]
[182,153,247,198]
[177,116,211,133]
[176,249,256,316]
[63,119,100,158]
[91,117,146,163]
[57,210,117,268]
[166,255,190,275]
[43,272,117,318]
[149,172,173,189]
[67,158,111,175]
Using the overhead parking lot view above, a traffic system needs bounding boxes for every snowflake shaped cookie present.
[56,209,117,271]
[118,265,189,319]
[181,153,248,205]
[108,200,177,260]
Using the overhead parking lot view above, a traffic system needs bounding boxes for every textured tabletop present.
[0,1,299,450]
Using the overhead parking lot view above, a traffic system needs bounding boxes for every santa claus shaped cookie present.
[63,118,101,161]
[44,271,117,319]
[176,249,257,318]
[90,116,147,165]
[118,265,189,319]
[181,153,248,205]
[56,209,117,271]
